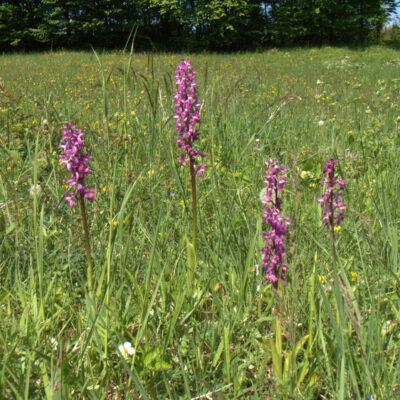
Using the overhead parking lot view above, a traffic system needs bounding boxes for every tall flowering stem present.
[59,123,96,296]
[261,160,290,287]
[174,59,205,250]
[317,158,346,263]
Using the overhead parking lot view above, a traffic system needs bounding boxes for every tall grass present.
[0,46,399,398]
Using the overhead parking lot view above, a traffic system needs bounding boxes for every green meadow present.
[1,46,400,399]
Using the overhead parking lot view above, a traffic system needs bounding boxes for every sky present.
[387,3,400,25]
[395,3,400,18]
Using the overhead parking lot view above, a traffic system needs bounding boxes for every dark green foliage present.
[0,0,397,51]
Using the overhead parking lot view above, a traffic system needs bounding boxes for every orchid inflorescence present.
[260,160,291,286]
[317,158,346,228]
[59,123,95,207]
[174,59,206,179]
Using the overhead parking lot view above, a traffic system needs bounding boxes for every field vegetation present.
[1,46,400,399]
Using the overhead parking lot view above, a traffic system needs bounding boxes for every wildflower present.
[300,170,313,180]
[174,59,205,251]
[174,59,206,179]
[118,342,134,359]
[318,120,325,127]
[317,158,346,228]
[29,184,41,198]
[59,123,95,208]
[50,338,58,351]
[260,160,290,286]
[317,158,346,263]
[59,123,95,295]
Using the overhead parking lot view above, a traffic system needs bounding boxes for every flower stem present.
[190,158,197,251]
[79,193,93,297]
[330,222,337,265]
[329,193,337,265]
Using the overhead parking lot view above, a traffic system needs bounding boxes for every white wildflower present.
[118,342,134,359]
[29,184,41,198]
[300,170,313,180]
[318,120,325,127]
[300,171,308,179]
[50,337,57,351]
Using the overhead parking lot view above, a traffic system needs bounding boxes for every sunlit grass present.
[0,46,399,398]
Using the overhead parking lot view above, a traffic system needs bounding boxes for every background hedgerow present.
[0,47,400,399]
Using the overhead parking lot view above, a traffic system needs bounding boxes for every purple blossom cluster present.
[261,160,291,286]
[174,59,206,179]
[59,123,95,208]
[317,158,346,227]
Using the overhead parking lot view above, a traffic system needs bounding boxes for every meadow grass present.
[0,46,400,399]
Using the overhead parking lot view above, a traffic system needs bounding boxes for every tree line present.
[0,0,397,52]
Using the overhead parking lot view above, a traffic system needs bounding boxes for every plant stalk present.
[329,192,337,265]
[189,157,197,251]
[79,193,93,297]
[330,223,337,265]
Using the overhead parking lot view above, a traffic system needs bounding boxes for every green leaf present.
[270,337,282,381]
[186,237,196,285]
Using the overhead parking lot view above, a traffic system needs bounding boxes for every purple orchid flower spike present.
[174,59,206,179]
[59,122,95,296]
[317,158,346,263]
[261,160,290,286]
[59,123,95,207]
[317,158,346,228]
[174,59,206,251]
